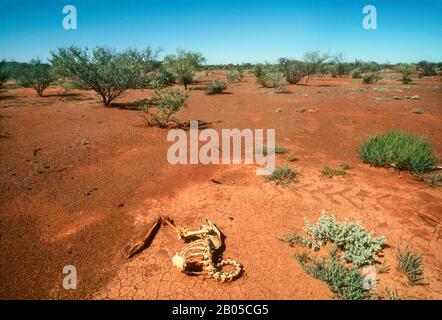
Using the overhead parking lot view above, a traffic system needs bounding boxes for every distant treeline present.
[2,59,442,79]
[1,46,441,103]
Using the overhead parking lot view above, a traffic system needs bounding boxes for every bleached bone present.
[168,219,242,282]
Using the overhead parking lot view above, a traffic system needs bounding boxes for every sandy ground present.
[0,73,441,299]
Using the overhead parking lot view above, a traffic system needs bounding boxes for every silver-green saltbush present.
[302,210,386,267]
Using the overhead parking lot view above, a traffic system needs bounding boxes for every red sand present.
[0,74,441,299]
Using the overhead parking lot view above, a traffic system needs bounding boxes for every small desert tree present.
[163,49,206,89]
[332,53,348,77]
[303,51,329,85]
[19,58,55,96]
[50,46,156,106]
[144,88,187,128]
[0,60,9,88]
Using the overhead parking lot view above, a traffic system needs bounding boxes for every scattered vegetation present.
[295,249,370,300]
[18,58,55,96]
[399,64,414,84]
[359,130,438,174]
[144,88,187,128]
[206,79,228,95]
[278,59,304,84]
[265,166,296,185]
[256,66,287,93]
[263,146,287,155]
[385,288,401,300]
[397,246,425,285]
[282,210,386,267]
[412,108,423,114]
[362,71,383,84]
[417,60,437,77]
[163,49,206,89]
[226,70,240,83]
[320,166,347,176]
[418,170,442,187]
[51,46,157,105]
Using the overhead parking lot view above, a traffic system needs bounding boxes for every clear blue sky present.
[0,0,441,64]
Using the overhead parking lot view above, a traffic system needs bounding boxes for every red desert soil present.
[0,74,441,299]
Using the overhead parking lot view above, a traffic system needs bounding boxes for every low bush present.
[359,130,438,174]
[279,59,305,84]
[206,79,227,95]
[258,67,286,93]
[397,246,425,285]
[295,249,370,300]
[253,63,266,83]
[320,166,347,176]
[362,71,383,84]
[265,166,296,185]
[226,70,240,83]
[144,88,187,128]
[418,170,442,186]
[417,60,437,77]
[351,67,362,78]
[399,65,413,84]
[281,210,386,267]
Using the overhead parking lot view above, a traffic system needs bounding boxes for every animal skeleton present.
[164,218,242,282]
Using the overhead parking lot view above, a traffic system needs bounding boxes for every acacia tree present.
[303,51,329,85]
[19,58,55,96]
[50,46,158,106]
[332,53,347,77]
[163,49,206,89]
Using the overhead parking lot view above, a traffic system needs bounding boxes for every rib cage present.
[170,220,242,282]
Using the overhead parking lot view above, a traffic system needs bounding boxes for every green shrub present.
[321,166,347,176]
[359,130,438,174]
[301,211,386,267]
[259,145,287,155]
[362,71,383,84]
[418,170,442,186]
[265,166,296,185]
[351,68,362,78]
[399,65,413,84]
[397,246,425,285]
[163,49,206,89]
[144,88,187,128]
[18,58,55,96]
[295,249,370,300]
[226,70,240,83]
[279,59,305,84]
[417,60,436,77]
[253,63,266,83]
[261,68,286,93]
[206,79,227,95]
[51,46,157,105]
[146,67,176,89]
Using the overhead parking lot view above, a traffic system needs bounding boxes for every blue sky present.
[0,0,441,64]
